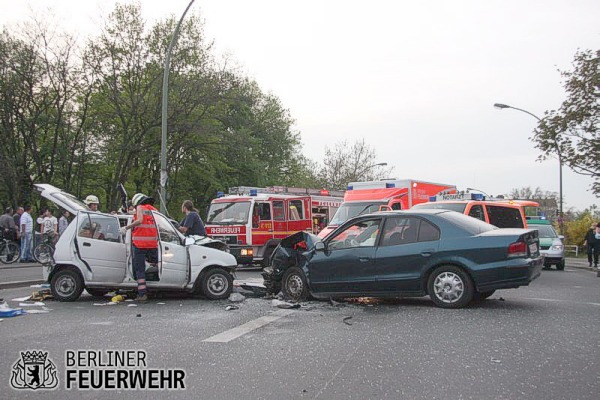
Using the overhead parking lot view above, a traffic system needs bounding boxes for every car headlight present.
[551,244,563,251]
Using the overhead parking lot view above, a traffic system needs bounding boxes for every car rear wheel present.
[282,267,309,302]
[51,269,84,302]
[473,289,496,301]
[201,268,233,300]
[556,260,565,270]
[428,265,474,308]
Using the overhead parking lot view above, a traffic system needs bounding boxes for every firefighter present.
[84,195,100,212]
[120,193,158,302]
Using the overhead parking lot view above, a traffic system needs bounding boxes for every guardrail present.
[564,245,579,257]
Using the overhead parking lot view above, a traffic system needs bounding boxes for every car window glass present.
[273,201,285,221]
[258,203,271,220]
[153,213,180,244]
[391,203,401,210]
[468,205,485,221]
[77,213,120,243]
[418,220,440,242]
[289,200,304,220]
[485,205,524,228]
[380,217,419,246]
[328,219,381,249]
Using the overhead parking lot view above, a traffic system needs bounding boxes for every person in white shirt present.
[20,205,34,262]
[58,210,70,237]
[41,208,58,244]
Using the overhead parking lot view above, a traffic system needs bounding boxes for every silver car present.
[34,184,238,301]
[528,221,565,270]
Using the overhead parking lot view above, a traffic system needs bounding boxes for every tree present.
[318,139,393,190]
[533,49,600,195]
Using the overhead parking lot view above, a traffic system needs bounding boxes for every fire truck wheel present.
[282,267,309,301]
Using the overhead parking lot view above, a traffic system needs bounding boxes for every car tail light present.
[508,241,527,258]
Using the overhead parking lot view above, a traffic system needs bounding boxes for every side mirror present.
[184,237,195,246]
[314,242,326,252]
[558,235,565,240]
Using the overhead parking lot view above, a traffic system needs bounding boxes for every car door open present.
[153,213,188,288]
[75,212,127,283]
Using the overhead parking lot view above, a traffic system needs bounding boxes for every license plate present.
[529,243,538,254]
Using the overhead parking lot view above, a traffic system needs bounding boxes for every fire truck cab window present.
[257,203,271,220]
[273,201,285,221]
[468,205,485,222]
[391,203,401,210]
[289,200,304,220]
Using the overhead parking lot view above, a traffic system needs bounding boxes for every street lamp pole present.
[160,0,195,214]
[493,103,563,231]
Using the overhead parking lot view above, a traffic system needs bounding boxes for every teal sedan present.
[263,210,543,308]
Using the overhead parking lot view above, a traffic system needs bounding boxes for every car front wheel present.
[556,260,565,270]
[51,269,84,302]
[428,265,474,308]
[201,268,233,300]
[282,267,309,301]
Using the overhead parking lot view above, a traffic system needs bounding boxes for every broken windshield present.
[329,201,386,226]
[207,201,251,225]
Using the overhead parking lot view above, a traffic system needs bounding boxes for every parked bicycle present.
[33,232,56,264]
[0,230,20,264]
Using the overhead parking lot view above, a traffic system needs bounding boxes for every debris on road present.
[228,293,246,303]
[127,304,138,307]
[136,314,142,317]
[12,296,31,302]
[329,298,341,307]
[343,316,353,325]
[19,302,45,307]
[491,358,502,363]
[271,299,300,309]
[157,302,166,305]
[225,305,239,311]
[30,289,53,301]
[29,284,50,288]
[0,301,25,318]
[25,309,50,314]
[111,295,126,303]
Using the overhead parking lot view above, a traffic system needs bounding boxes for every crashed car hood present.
[270,231,321,268]
[34,184,90,214]
[187,235,230,252]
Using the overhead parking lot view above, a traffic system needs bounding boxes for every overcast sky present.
[1,0,598,210]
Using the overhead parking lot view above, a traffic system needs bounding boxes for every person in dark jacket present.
[583,222,599,269]
[178,200,207,237]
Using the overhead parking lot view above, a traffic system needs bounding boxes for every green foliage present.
[561,209,597,247]
[0,3,315,217]
[533,49,600,196]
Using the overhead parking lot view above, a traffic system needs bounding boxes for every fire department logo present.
[10,350,59,390]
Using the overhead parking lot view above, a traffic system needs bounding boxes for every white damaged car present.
[35,184,238,302]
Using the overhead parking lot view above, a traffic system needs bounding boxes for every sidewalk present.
[565,257,598,270]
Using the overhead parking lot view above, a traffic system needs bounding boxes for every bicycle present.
[0,230,20,264]
[33,232,56,264]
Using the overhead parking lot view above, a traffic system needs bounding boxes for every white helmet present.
[131,193,151,207]
[84,195,99,205]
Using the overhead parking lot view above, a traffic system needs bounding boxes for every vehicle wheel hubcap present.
[56,275,76,296]
[208,274,227,295]
[286,274,303,297]
[433,272,464,303]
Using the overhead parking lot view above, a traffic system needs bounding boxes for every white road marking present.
[203,309,294,343]
[523,297,600,307]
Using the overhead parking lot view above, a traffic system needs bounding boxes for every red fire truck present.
[318,179,456,238]
[205,186,343,266]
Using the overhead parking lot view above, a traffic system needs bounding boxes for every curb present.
[0,280,45,290]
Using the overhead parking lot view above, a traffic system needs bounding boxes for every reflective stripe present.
[137,224,156,228]
[134,236,158,241]
[143,210,153,215]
